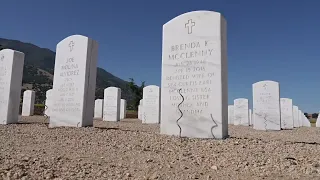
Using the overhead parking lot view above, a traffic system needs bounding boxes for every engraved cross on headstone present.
[185,19,195,34]
[263,84,267,89]
[69,41,75,52]
[0,54,4,61]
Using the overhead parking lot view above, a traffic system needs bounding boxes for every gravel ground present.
[0,116,320,180]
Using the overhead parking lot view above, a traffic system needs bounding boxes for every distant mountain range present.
[0,38,134,108]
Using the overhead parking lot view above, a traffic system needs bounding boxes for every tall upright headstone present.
[103,87,121,121]
[304,116,311,127]
[143,85,160,124]
[298,110,303,127]
[161,11,228,139]
[252,80,281,131]
[94,99,103,118]
[138,105,142,120]
[22,90,35,116]
[316,111,320,127]
[138,99,144,121]
[50,35,98,127]
[0,49,24,124]
[120,99,127,120]
[280,98,294,129]
[292,106,300,128]
[228,105,234,124]
[249,109,252,126]
[45,89,53,117]
[233,98,249,126]
[301,112,310,127]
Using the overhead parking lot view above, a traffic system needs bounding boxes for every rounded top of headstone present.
[105,86,118,89]
[104,87,120,93]
[280,98,292,101]
[234,98,248,101]
[164,10,224,26]
[143,85,160,94]
[144,85,159,89]
[0,49,14,53]
[0,48,24,55]
[57,34,89,46]
[253,80,279,86]
[46,89,53,96]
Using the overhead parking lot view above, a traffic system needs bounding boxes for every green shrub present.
[34,104,45,108]
[310,118,317,124]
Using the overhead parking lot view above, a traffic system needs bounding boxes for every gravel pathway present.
[0,116,320,180]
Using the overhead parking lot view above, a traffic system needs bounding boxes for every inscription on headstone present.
[280,98,294,129]
[103,87,121,121]
[0,49,24,124]
[50,35,98,127]
[233,98,249,126]
[160,11,228,139]
[143,85,160,124]
[252,80,281,131]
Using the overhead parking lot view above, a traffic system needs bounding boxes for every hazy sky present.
[1,0,319,112]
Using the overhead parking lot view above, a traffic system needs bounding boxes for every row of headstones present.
[228,97,311,130]
[92,85,161,124]
[3,10,318,139]
[46,87,126,121]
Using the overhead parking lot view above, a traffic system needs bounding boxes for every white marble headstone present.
[22,90,35,116]
[301,112,311,127]
[249,109,252,126]
[103,87,121,121]
[298,110,303,127]
[94,99,103,118]
[228,105,234,124]
[280,98,294,129]
[0,49,24,124]
[138,99,144,120]
[304,117,311,127]
[252,80,281,131]
[138,105,142,120]
[120,99,127,120]
[143,85,160,124]
[45,89,53,117]
[292,106,300,128]
[160,11,228,139]
[233,98,249,126]
[316,111,320,127]
[50,35,98,128]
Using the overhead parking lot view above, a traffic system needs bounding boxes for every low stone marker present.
[22,90,36,116]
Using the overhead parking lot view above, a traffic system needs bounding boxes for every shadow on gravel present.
[17,121,49,125]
